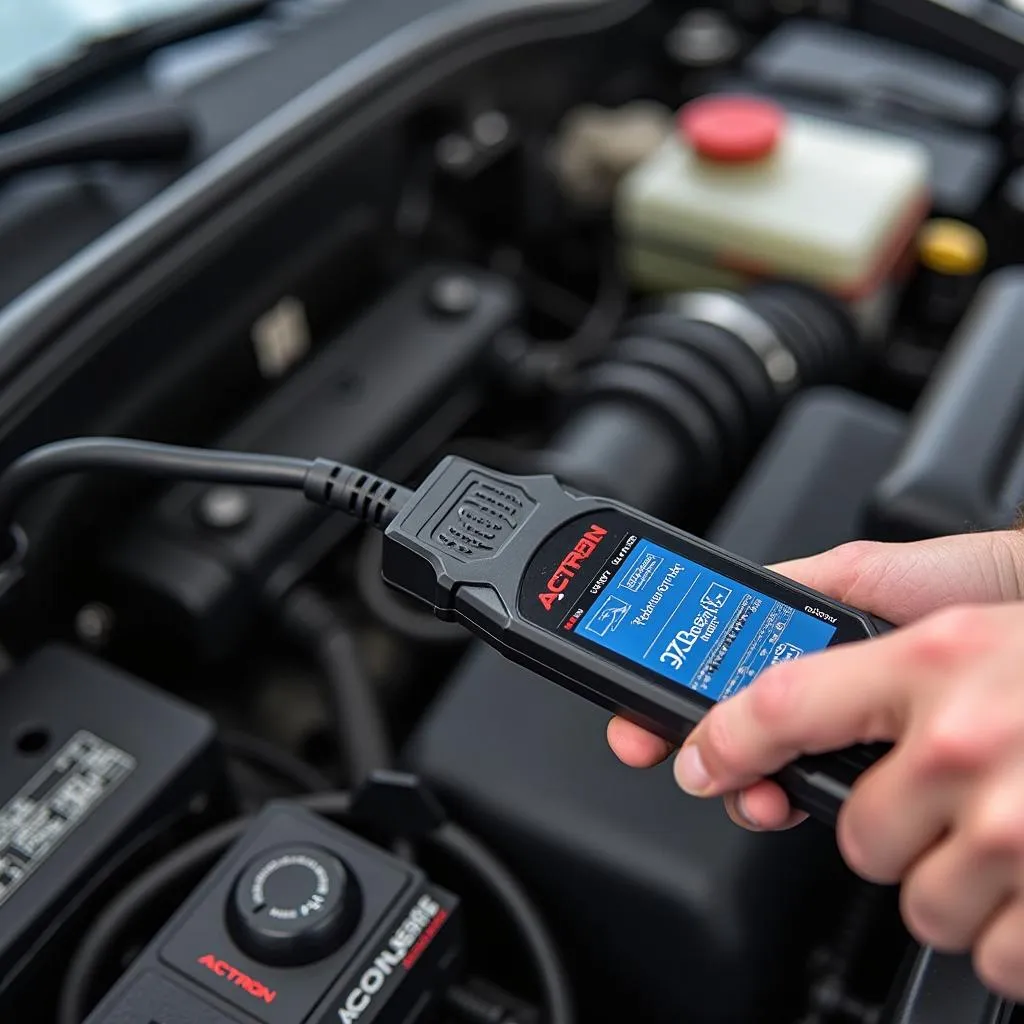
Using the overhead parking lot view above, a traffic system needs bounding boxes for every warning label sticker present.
[0,730,135,908]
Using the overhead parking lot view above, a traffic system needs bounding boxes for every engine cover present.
[0,644,227,1021]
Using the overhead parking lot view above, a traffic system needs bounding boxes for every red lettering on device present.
[538,526,608,611]
[197,954,277,1004]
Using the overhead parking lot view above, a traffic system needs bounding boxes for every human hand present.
[606,530,1024,998]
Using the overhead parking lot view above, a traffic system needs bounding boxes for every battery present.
[0,643,227,1020]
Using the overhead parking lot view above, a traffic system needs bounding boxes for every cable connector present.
[303,458,412,528]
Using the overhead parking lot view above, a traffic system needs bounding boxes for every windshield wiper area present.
[0,0,273,132]
[0,93,194,185]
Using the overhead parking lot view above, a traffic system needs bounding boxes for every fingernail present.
[735,792,762,829]
[677,744,711,794]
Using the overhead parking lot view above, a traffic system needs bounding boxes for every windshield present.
[0,0,226,102]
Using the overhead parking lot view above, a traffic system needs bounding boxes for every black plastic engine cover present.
[0,643,228,1021]
[103,265,519,661]
[404,389,909,1023]
[407,650,841,1023]
[870,268,1024,539]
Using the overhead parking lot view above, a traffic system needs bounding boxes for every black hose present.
[56,813,261,1024]
[302,795,574,1024]
[220,730,334,794]
[510,243,627,376]
[278,585,392,787]
[58,792,574,1024]
[427,822,575,1024]
[557,244,628,367]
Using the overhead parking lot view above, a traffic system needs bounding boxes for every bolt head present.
[427,275,479,317]
[196,486,252,530]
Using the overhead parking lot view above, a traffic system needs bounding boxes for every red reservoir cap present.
[679,95,784,162]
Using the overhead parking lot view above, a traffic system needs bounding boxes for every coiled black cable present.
[299,797,574,1024]
[57,792,574,1024]
[426,821,575,1024]
[278,586,392,788]
[498,239,627,377]
[544,241,629,370]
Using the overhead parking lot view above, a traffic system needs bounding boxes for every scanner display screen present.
[566,535,837,701]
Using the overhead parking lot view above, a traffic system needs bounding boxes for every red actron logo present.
[197,954,276,1004]
[538,525,608,611]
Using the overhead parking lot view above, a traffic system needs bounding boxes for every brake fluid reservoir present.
[616,95,931,301]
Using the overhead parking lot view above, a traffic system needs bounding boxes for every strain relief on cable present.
[303,459,410,529]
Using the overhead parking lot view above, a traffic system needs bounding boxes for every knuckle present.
[967,792,1024,859]
[936,603,993,637]
[826,539,882,579]
[911,711,990,776]
[900,875,967,952]
[908,606,987,666]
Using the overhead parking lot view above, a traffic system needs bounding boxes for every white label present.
[251,296,311,378]
[335,893,446,1024]
[0,730,135,908]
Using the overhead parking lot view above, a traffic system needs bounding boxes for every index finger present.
[674,629,914,797]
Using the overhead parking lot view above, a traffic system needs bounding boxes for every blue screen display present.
[575,537,837,701]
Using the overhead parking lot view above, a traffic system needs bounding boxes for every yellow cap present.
[918,219,987,276]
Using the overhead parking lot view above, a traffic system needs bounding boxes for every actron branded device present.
[380,456,893,827]
[0,438,893,829]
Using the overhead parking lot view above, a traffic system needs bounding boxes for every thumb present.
[768,530,1024,626]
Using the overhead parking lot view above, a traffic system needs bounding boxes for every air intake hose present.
[542,281,860,518]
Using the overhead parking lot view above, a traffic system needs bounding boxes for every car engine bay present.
[0,1,1022,1022]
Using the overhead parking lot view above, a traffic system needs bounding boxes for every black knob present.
[227,844,361,966]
